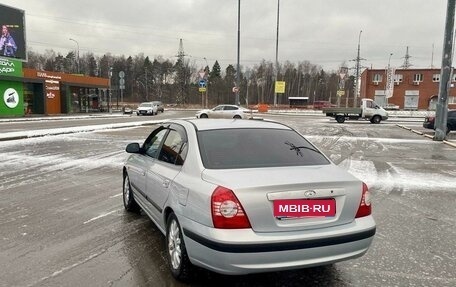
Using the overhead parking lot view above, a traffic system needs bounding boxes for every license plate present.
[273,199,336,217]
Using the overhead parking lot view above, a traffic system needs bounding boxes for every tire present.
[446,126,451,135]
[166,213,194,282]
[123,173,140,212]
[371,115,381,124]
[336,116,345,123]
[233,115,242,119]
[200,114,208,118]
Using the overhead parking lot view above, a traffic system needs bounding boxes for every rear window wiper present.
[285,141,322,157]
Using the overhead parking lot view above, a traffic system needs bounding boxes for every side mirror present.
[126,143,141,153]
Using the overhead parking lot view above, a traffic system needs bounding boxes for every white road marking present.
[83,209,121,224]
[109,193,122,198]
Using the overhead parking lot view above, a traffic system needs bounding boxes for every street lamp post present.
[69,38,79,74]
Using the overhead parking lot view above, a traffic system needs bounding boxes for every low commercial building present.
[0,58,109,117]
[360,68,456,110]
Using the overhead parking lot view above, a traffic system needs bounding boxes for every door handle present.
[162,179,170,188]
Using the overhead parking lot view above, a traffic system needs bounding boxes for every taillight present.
[211,186,251,229]
[355,182,372,218]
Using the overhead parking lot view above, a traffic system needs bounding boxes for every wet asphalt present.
[0,111,455,287]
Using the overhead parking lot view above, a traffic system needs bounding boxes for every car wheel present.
[372,115,381,124]
[233,115,242,119]
[123,172,140,212]
[200,114,208,118]
[336,115,345,123]
[166,213,193,282]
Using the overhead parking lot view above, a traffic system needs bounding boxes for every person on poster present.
[0,25,17,57]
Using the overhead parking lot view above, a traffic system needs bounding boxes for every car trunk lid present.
[202,165,362,232]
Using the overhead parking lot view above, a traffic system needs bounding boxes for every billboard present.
[0,4,26,61]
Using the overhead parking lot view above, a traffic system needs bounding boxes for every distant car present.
[423,110,456,134]
[384,104,400,110]
[152,101,164,113]
[196,104,251,119]
[136,102,158,116]
[122,106,133,114]
[313,101,336,110]
[123,119,376,281]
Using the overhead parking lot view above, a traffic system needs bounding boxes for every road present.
[0,112,455,287]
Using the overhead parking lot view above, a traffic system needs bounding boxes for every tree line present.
[25,49,355,107]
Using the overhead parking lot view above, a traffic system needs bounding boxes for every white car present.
[136,102,158,116]
[196,104,251,119]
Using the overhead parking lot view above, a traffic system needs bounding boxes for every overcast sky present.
[1,0,452,72]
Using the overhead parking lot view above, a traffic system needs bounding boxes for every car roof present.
[178,119,292,131]
[217,104,239,107]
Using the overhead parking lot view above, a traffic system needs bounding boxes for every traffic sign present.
[120,85,125,90]
[198,80,206,88]
[199,87,206,92]
[199,71,206,79]
[119,71,125,78]
[232,86,239,93]
[119,78,125,85]
[275,81,286,93]
[337,90,345,97]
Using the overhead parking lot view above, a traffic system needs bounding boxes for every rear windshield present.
[198,128,330,169]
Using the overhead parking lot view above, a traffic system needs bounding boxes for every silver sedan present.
[195,104,251,119]
[122,119,376,281]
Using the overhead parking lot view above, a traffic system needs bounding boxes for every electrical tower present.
[177,38,186,60]
[175,38,188,104]
[400,46,413,69]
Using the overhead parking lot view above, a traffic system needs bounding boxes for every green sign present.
[0,81,24,116]
[0,58,23,77]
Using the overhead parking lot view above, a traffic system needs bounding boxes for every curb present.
[396,124,456,148]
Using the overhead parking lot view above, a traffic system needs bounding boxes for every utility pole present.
[273,0,280,107]
[235,0,241,106]
[434,0,455,141]
[353,30,364,107]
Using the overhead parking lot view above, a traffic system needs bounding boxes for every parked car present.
[423,110,456,134]
[152,101,164,113]
[313,101,336,109]
[123,119,376,281]
[122,106,133,114]
[196,104,251,119]
[384,104,400,110]
[136,102,158,116]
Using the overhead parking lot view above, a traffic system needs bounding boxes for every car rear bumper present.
[181,215,376,275]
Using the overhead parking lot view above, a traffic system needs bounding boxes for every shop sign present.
[0,58,23,77]
[3,88,19,108]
